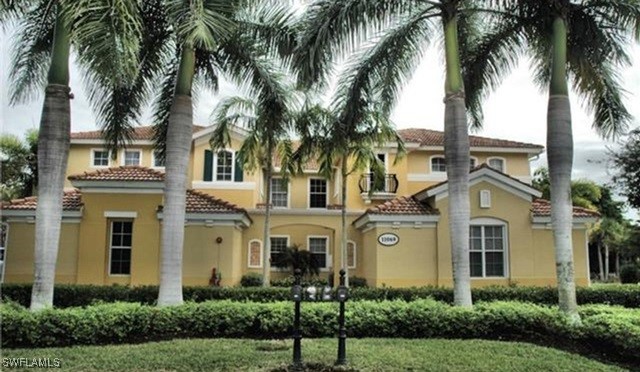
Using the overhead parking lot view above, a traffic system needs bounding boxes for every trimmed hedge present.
[2,283,639,308]
[2,300,639,366]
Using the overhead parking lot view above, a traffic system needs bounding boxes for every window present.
[248,240,262,268]
[309,237,328,269]
[270,236,289,267]
[92,150,109,167]
[309,179,327,208]
[216,151,233,181]
[347,241,356,269]
[123,150,141,166]
[152,150,165,168]
[431,156,446,172]
[270,178,288,208]
[470,225,506,278]
[488,158,505,172]
[469,157,477,170]
[109,221,133,275]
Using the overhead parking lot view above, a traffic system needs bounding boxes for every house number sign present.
[378,233,399,247]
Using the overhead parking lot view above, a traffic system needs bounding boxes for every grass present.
[2,338,627,371]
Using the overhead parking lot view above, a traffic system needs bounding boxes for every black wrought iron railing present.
[358,173,399,194]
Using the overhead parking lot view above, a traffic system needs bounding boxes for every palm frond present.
[293,0,420,89]
[151,56,180,161]
[0,0,40,26]
[8,0,55,104]
[168,0,237,50]
[209,95,257,150]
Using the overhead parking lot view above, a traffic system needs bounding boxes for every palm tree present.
[210,79,298,287]
[3,1,143,310]
[110,0,298,304]
[465,0,639,321]
[293,0,500,307]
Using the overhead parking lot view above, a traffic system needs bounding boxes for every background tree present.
[293,0,503,307]
[466,0,639,321]
[612,129,640,210]
[210,78,299,287]
[533,168,602,210]
[0,129,38,200]
[3,0,143,310]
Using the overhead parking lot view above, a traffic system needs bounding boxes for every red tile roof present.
[185,190,248,215]
[71,125,207,140]
[365,196,439,215]
[68,166,164,182]
[398,128,543,150]
[532,199,600,218]
[2,189,83,211]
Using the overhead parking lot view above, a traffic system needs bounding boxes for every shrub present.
[2,283,639,308]
[240,273,264,287]
[271,276,328,288]
[2,300,639,367]
[620,264,640,284]
[349,277,367,288]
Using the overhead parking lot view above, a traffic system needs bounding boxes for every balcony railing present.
[358,173,399,195]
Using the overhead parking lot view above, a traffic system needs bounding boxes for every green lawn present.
[2,338,627,371]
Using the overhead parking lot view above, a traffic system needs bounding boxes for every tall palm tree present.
[209,78,299,287]
[3,0,142,310]
[293,0,495,306]
[121,0,298,302]
[464,0,639,321]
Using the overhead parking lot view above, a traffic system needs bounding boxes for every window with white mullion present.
[109,221,133,275]
[270,178,288,208]
[309,237,328,269]
[216,151,233,181]
[469,225,505,278]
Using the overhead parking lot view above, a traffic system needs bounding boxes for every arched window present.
[248,239,262,268]
[430,156,446,172]
[487,157,506,173]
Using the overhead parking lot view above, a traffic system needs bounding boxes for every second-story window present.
[216,151,233,181]
[270,178,288,208]
[92,150,109,167]
[152,150,165,168]
[469,158,477,170]
[431,156,446,172]
[309,179,327,208]
[124,150,141,166]
[488,158,505,172]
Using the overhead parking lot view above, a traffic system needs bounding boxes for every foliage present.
[620,264,640,284]
[0,129,37,200]
[271,245,321,277]
[270,277,328,288]
[532,168,605,211]
[2,283,639,309]
[612,129,640,210]
[240,273,264,287]
[2,300,639,367]
[1,338,624,371]
[349,277,368,288]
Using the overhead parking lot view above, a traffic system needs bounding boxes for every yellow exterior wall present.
[3,222,80,283]
[75,193,162,286]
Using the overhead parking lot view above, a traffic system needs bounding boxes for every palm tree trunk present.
[604,244,610,281]
[598,244,604,281]
[341,155,349,287]
[443,16,472,307]
[158,46,195,306]
[262,139,273,287]
[30,13,71,311]
[547,17,580,322]
[615,252,620,278]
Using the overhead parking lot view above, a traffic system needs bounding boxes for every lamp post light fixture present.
[335,269,349,366]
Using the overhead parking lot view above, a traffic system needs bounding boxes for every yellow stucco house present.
[1,125,598,287]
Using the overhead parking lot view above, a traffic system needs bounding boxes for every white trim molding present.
[192,181,256,190]
[353,214,440,231]
[90,148,111,168]
[247,239,263,269]
[104,211,138,219]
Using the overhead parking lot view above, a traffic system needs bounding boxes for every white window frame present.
[247,239,263,268]
[151,149,165,169]
[121,149,142,166]
[108,220,133,276]
[429,155,447,173]
[469,218,509,278]
[214,150,235,182]
[269,235,290,271]
[480,190,492,209]
[347,240,356,269]
[270,177,290,208]
[487,157,507,173]
[91,148,110,168]
[308,177,328,209]
[308,235,330,271]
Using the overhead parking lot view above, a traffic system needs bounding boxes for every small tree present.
[0,129,38,200]
[272,244,321,278]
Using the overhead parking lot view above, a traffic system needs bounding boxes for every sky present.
[1,28,639,220]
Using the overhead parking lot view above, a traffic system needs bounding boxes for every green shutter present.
[204,150,213,181]
[234,151,243,182]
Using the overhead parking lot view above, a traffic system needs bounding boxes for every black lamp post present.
[336,269,348,366]
[291,269,303,369]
